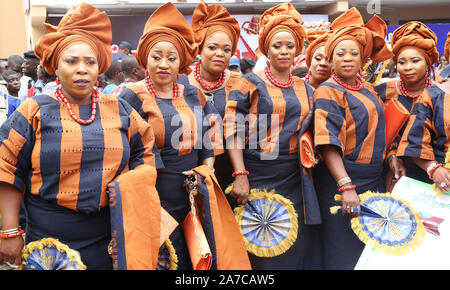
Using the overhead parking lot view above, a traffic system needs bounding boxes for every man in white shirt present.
[18,51,40,101]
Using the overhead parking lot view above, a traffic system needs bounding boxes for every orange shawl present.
[193,165,251,270]
[108,164,161,270]
[34,2,112,75]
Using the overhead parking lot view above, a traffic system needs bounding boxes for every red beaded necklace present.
[145,76,179,99]
[55,87,98,125]
[264,61,294,88]
[305,71,311,84]
[331,69,363,91]
[193,60,225,91]
[399,73,432,98]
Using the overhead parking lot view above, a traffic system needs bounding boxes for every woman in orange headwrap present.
[119,2,250,270]
[0,3,161,270]
[375,22,439,190]
[313,7,393,269]
[397,32,450,196]
[224,2,321,269]
[177,1,241,193]
[304,29,332,88]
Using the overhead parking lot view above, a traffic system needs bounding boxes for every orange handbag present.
[182,177,212,270]
[300,130,319,168]
[384,99,410,150]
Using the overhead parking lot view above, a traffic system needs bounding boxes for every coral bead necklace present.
[145,75,180,99]
[193,60,225,91]
[264,61,294,88]
[399,72,432,98]
[331,69,363,91]
[55,87,99,125]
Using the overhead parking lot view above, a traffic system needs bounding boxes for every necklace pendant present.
[205,92,214,104]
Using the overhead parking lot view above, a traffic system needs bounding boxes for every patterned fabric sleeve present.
[223,78,254,145]
[313,85,347,154]
[397,90,436,161]
[118,97,164,170]
[118,87,148,122]
[197,88,224,157]
[374,82,387,103]
[0,99,38,192]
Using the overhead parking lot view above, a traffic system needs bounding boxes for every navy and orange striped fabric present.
[0,93,160,214]
[314,82,386,164]
[224,73,314,159]
[177,71,242,119]
[193,165,251,270]
[375,80,418,113]
[375,80,423,149]
[119,80,223,159]
[398,85,450,164]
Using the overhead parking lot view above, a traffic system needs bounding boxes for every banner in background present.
[233,14,328,61]
[356,176,450,270]
[100,14,329,61]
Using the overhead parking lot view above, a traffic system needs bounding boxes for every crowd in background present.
[2,39,448,125]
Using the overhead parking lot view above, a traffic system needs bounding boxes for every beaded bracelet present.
[0,227,22,234]
[338,184,356,192]
[232,170,249,177]
[337,177,352,188]
[0,229,25,239]
[428,163,443,179]
[426,162,438,176]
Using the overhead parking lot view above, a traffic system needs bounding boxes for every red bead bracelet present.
[338,184,356,192]
[0,229,25,239]
[428,163,443,179]
[232,170,249,177]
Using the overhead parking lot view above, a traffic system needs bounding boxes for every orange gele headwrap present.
[445,32,450,62]
[34,2,112,75]
[191,2,240,56]
[325,7,392,63]
[391,21,439,67]
[136,2,198,75]
[305,30,331,68]
[258,2,306,57]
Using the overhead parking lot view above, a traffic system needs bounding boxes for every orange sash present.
[191,165,252,270]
